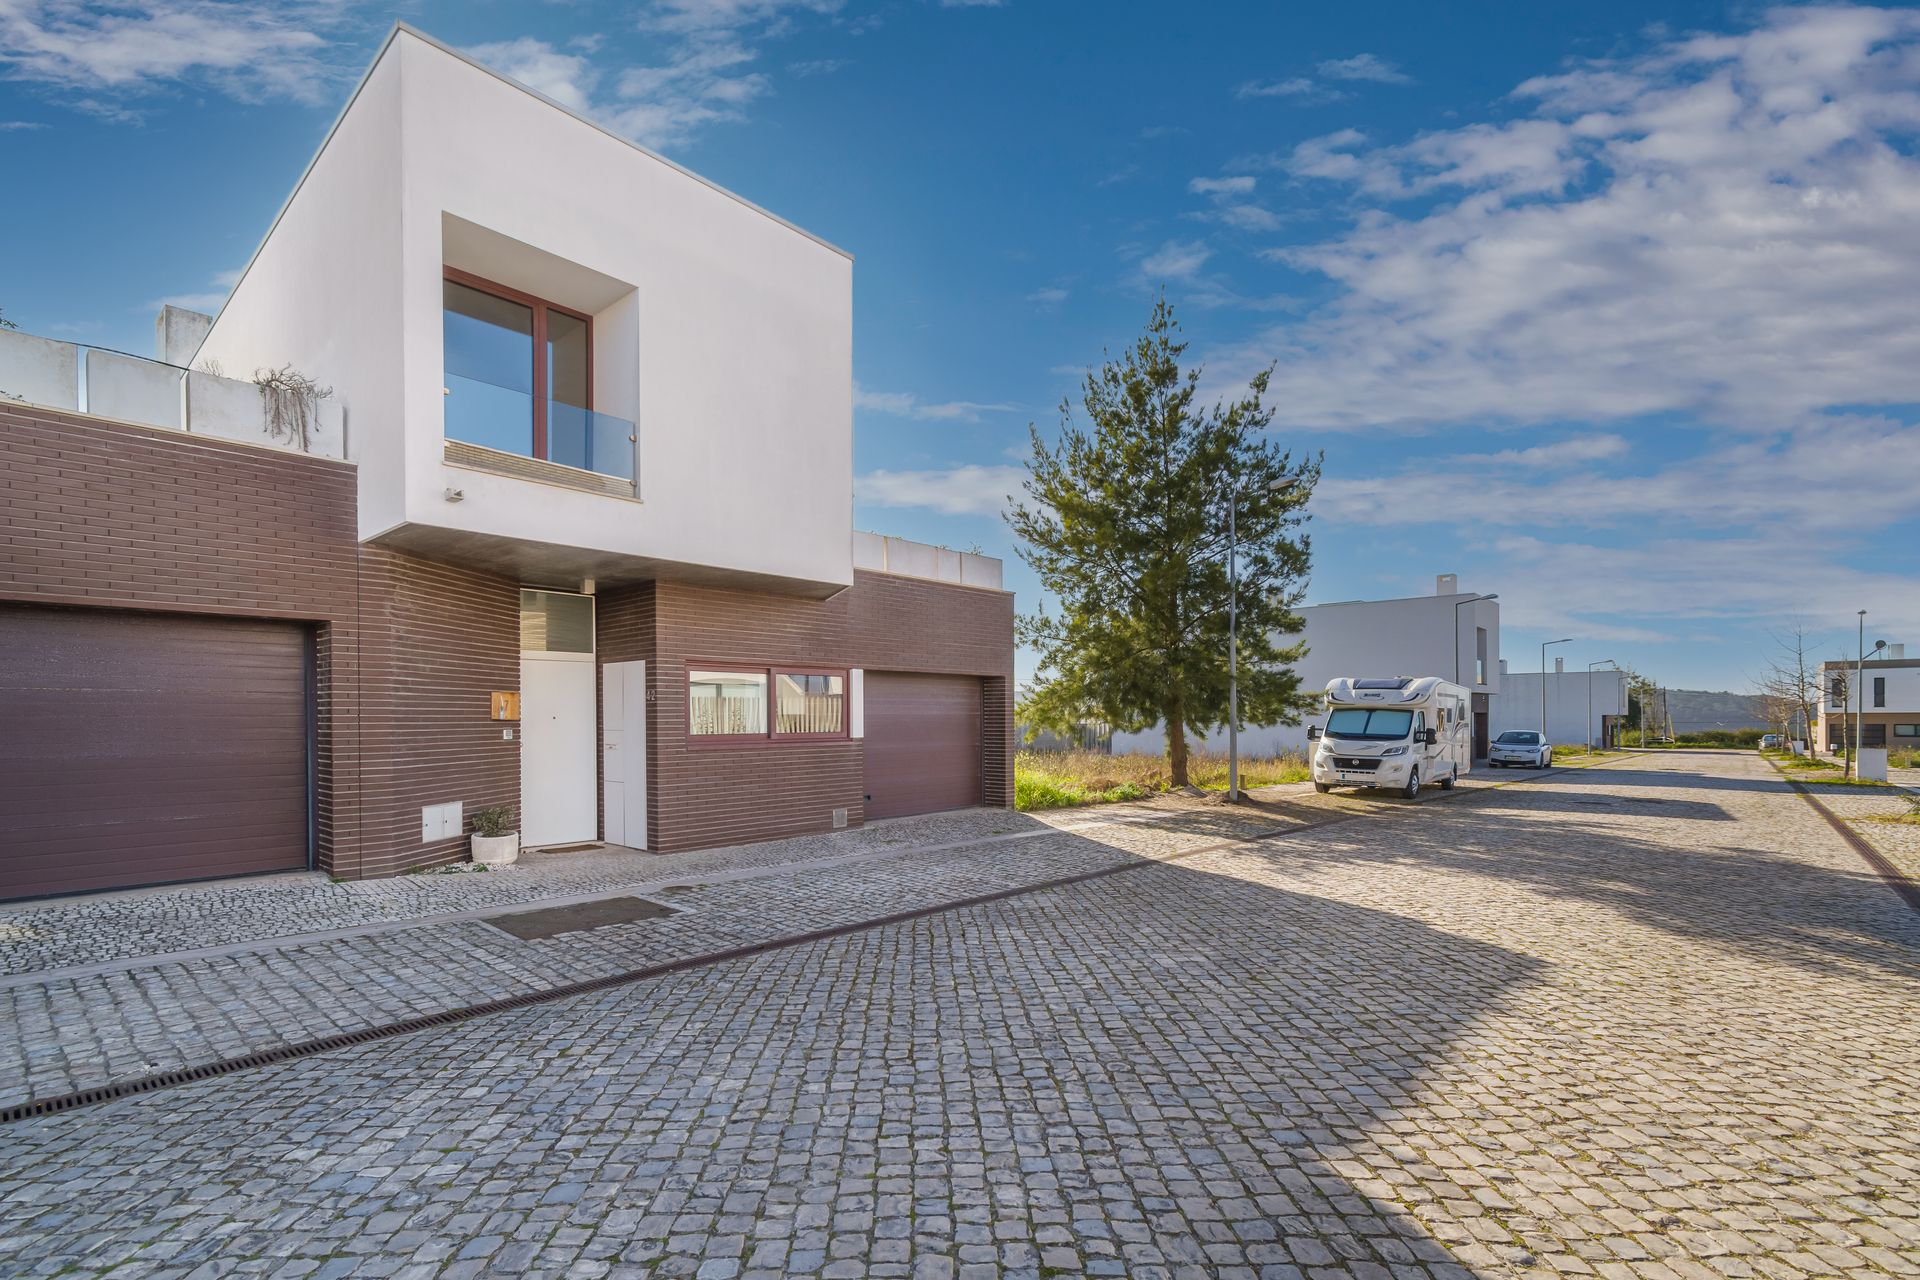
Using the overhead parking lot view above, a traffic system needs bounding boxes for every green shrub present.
[1015,772,1088,811]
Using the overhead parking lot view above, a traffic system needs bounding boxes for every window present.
[688,666,849,739]
[1894,724,1919,738]
[1325,708,1414,740]
[689,670,768,737]
[774,670,846,736]
[1864,724,1887,748]
[1475,628,1488,686]
[1873,677,1886,708]
[520,590,593,653]
[443,270,592,467]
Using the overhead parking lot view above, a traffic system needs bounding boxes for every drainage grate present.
[0,767,1579,1126]
[483,896,674,940]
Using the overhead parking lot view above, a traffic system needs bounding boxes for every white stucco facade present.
[1110,577,1501,757]
[1488,667,1630,747]
[197,25,854,596]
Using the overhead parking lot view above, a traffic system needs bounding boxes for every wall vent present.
[831,808,848,829]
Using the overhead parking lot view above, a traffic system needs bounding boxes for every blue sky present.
[5,1,1919,692]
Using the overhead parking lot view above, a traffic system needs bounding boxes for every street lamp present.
[1541,638,1573,740]
[1228,474,1300,803]
[1849,610,1887,781]
[1587,659,1617,749]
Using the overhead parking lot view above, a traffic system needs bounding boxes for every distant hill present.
[1664,688,1769,733]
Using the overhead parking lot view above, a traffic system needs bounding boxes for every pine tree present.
[1009,299,1319,786]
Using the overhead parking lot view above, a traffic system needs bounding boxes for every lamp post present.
[1228,474,1300,803]
[1850,611,1865,780]
[1541,638,1573,740]
[1587,659,1616,749]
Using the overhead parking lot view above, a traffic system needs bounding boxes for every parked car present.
[1489,730,1553,768]
[1759,733,1782,749]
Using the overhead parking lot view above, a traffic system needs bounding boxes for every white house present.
[0,25,1015,901]
[1111,574,1502,758]
[1487,660,1630,747]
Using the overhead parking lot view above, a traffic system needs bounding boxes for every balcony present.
[442,370,637,494]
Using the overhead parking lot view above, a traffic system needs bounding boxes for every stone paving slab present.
[0,782,1410,1111]
[0,751,1915,1280]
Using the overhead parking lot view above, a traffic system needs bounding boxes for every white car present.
[1489,730,1553,768]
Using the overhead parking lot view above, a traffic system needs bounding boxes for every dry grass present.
[1015,748,1311,810]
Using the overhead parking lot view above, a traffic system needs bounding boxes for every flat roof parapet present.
[854,531,1003,591]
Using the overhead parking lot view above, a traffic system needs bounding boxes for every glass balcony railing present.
[443,371,636,484]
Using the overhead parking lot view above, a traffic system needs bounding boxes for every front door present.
[602,660,648,849]
[521,654,597,847]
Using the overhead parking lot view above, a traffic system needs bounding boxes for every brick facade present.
[608,571,1016,853]
[4,405,1015,885]
[0,404,364,874]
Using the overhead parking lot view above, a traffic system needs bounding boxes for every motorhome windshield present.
[1325,708,1415,740]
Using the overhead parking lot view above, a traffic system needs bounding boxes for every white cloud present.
[1236,76,1331,101]
[1212,6,1920,430]
[0,119,47,130]
[1139,239,1211,281]
[1317,53,1410,84]
[787,57,847,76]
[0,0,366,112]
[856,464,1024,517]
[1483,533,1920,643]
[465,33,774,151]
[1316,418,1919,535]
[1188,175,1255,197]
[854,382,1017,422]
[1026,286,1069,307]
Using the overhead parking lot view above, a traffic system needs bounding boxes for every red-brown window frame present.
[685,663,851,744]
[443,267,592,463]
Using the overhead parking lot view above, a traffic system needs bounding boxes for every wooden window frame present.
[443,267,593,464]
[686,666,772,743]
[685,663,851,745]
[771,667,851,740]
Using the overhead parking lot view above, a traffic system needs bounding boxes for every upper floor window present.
[443,270,610,475]
[1873,676,1886,708]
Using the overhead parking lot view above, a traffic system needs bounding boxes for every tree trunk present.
[1165,698,1189,787]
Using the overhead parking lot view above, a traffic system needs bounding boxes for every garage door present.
[863,672,983,820]
[0,607,311,900]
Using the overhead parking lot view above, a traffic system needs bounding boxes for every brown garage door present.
[0,606,311,900]
[864,672,983,820]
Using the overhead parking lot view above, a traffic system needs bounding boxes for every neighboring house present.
[1110,574,1502,758]
[1487,659,1630,747]
[0,25,1013,901]
[1816,646,1919,752]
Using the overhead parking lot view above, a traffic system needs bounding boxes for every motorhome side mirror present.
[1307,724,1323,741]
[1421,728,1438,745]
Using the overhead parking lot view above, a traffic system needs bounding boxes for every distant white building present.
[1489,660,1630,747]
[1111,573,1502,758]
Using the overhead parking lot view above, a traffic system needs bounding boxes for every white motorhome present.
[1308,676,1473,798]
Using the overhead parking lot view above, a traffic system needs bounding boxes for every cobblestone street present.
[2,751,1916,1280]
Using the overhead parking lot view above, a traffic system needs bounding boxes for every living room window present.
[774,670,846,737]
[443,269,609,474]
[687,666,849,740]
[688,670,768,737]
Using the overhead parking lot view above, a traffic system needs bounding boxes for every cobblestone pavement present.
[3,750,1917,1280]
[0,774,1511,1109]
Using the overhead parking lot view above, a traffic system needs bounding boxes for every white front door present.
[520,654,597,847]
[602,660,648,849]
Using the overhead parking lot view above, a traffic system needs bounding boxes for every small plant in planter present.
[469,804,520,866]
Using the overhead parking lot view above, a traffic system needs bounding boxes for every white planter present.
[471,832,520,866]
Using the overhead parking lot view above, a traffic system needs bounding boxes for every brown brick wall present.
[352,548,522,877]
[0,404,364,872]
[2,401,1015,876]
[632,570,1014,853]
